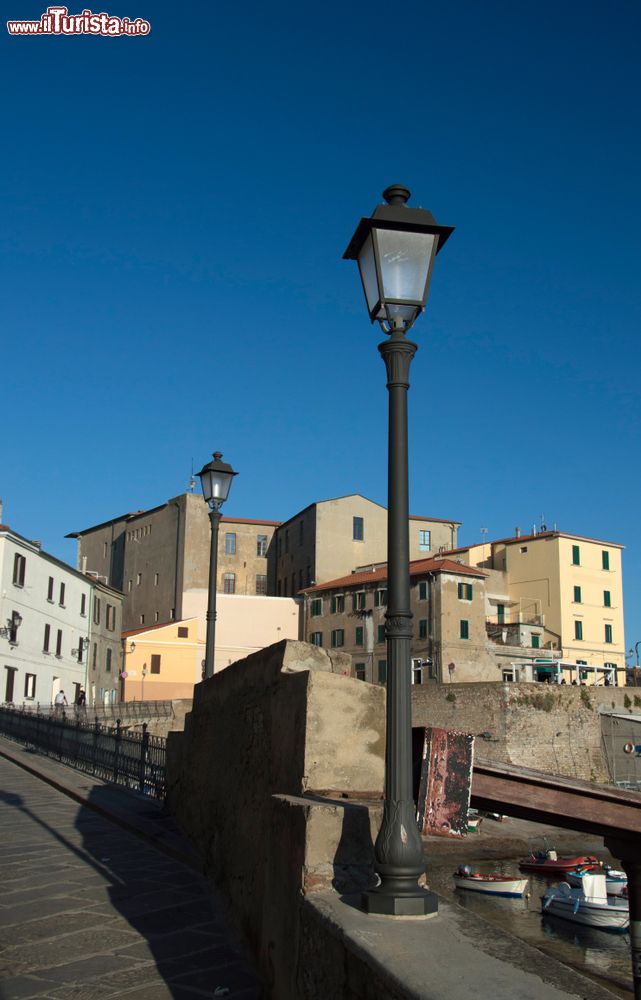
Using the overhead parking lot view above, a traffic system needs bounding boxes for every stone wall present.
[411,683,641,783]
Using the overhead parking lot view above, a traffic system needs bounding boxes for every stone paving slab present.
[0,748,263,999]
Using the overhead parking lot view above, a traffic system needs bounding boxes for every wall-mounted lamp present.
[0,611,23,641]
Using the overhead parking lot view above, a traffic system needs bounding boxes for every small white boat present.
[566,865,628,897]
[542,874,629,932]
[453,866,529,897]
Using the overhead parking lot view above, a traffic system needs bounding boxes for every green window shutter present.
[377,624,385,644]
[460,620,469,640]
[419,619,427,639]
[355,626,363,646]
[602,550,610,570]
[604,590,611,608]
[575,621,583,640]
[497,604,505,623]
[457,582,463,599]
[574,586,581,603]
[331,596,336,614]
[605,624,613,644]
[531,635,540,649]
[378,660,387,684]
[572,545,580,565]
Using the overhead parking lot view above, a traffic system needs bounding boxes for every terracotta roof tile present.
[302,557,485,594]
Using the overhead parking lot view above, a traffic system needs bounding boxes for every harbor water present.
[424,821,633,997]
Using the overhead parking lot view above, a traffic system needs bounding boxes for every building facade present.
[68,493,280,631]
[0,524,123,707]
[273,494,459,597]
[448,529,626,685]
[302,557,492,685]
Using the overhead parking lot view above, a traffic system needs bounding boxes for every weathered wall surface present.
[166,639,384,997]
[412,683,641,782]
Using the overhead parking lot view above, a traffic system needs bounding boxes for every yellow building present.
[454,529,626,686]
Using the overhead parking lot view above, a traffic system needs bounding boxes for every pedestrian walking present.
[54,690,67,716]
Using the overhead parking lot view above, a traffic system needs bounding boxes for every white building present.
[0,523,122,707]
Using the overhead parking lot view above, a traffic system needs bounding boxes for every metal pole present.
[204,504,221,679]
[363,320,437,916]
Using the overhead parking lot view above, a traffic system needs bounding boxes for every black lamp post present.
[344,184,453,915]
[196,451,238,680]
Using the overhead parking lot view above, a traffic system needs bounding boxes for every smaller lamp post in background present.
[196,451,238,680]
[141,663,147,701]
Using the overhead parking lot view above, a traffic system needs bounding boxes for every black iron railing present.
[0,706,166,800]
[10,700,175,724]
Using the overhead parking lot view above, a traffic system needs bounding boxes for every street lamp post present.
[344,184,453,915]
[196,452,238,680]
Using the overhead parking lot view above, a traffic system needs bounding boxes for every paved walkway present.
[0,740,262,1000]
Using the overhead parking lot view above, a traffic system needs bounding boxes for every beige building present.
[67,493,280,632]
[121,594,301,699]
[302,557,491,685]
[449,529,626,685]
[274,494,459,597]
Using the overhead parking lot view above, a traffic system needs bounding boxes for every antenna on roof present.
[480,527,488,542]
[540,513,547,532]
[187,459,196,493]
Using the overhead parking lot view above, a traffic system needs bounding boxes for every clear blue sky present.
[2,2,640,655]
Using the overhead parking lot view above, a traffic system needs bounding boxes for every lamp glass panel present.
[357,232,381,316]
[385,303,421,325]
[375,229,437,304]
[202,470,233,502]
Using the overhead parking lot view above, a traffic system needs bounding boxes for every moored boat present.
[519,847,599,875]
[541,874,629,932]
[566,865,628,897]
[453,865,529,897]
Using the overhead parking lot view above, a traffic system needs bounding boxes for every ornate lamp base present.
[362,887,438,916]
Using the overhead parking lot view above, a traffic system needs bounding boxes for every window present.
[310,597,323,617]
[223,573,236,594]
[604,590,611,608]
[602,550,610,571]
[310,632,322,646]
[178,626,189,638]
[13,553,25,587]
[299,521,304,546]
[418,581,428,601]
[520,546,528,553]
[257,534,268,557]
[106,649,112,673]
[299,570,303,591]
[225,532,236,555]
[459,620,469,640]
[47,576,54,601]
[306,565,312,586]
[59,582,66,606]
[575,620,583,641]
[103,541,108,558]
[128,580,133,593]
[531,634,540,649]
[378,660,387,684]
[419,619,427,639]
[377,624,385,644]
[155,611,159,622]
[92,643,97,669]
[457,582,473,601]
[573,586,582,603]
[354,663,366,681]
[256,574,267,595]
[139,614,145,625]
[277,536,282,558]
[331,629,344,648]
[352,592,366,611]
[56,629,63,657]
[355,626,364,646]
[137,573,142,586]
[497,604,505,623]
[43,624,50,652]
[291,573,296,594]
[285,530,289,553]
[24,673,36,699]
[93,598,101,625]
[150,654,161,674]
[77,638,84,663]
[154,573,159,586]
[170,608,175,620]
[375,589,387,607]
[106,605,116,631]
[572,545,580,566]
[80,593,86,616]
[419,529,431,551]
[353,516,364,541]
[412,659,427,685]
[331,595,345,614]
[605,624,613,644]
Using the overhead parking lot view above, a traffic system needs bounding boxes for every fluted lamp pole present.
[344,184,453,915]
[196,451,238,680]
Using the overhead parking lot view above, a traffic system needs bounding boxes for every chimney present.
[515,527,520,538]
